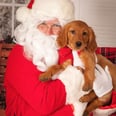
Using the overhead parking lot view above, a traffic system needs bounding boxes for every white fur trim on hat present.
[16,7,31,23]
[16,0,75,24]
[32,0,74,21]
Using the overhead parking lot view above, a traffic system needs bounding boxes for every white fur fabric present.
[93,107,116,116]
[58,65,89,116]
[28,30,58,71]
[15,27,59,72]
[16,0,74,25]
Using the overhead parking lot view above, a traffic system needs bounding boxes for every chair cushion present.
[96,47,116,64]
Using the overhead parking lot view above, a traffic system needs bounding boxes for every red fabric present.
[96,47,116,64]
[58,47,73,64]
[4,45,74,116]
[111,112,116,116]
[27,0,34,9]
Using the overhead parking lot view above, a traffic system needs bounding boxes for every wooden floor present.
[0,109,5,116]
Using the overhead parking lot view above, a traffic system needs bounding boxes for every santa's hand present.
[93,64,113,97]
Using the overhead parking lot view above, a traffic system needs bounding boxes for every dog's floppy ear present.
[56,25,68,48]
[87,27,97,52]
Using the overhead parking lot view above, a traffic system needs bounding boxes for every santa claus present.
[4,0,116,116]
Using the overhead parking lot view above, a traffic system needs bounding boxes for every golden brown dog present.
[56,20,97,91]
[40,20,97,92]
[39,20,116,115]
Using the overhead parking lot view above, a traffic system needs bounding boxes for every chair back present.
[0,42,15,109]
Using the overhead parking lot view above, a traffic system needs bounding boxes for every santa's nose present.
[46,26,53,35]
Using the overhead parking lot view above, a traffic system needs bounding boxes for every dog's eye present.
[70,30,76,34]
[82,31,87,36]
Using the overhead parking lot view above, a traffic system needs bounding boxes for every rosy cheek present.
[52,27,62,35]
[37,25,48,34]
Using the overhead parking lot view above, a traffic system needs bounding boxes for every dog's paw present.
[39,73,52,81]
[82,82,93,91]
[79,95,90,103]
[62,59,71,68]
[83,111,89,116]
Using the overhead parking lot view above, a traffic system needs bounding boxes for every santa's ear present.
[56,25,68,48]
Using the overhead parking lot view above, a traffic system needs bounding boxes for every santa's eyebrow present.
[52,23,61,27]
[39,22,47,25]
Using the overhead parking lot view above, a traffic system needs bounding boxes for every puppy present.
[40,20,97,92]
[39,20,116,115]
[57,21,116,115]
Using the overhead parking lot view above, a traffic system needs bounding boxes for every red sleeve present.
[4,45,73,115]
[51,104,74,116]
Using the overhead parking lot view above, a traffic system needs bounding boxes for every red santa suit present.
[4,0,76,115]
[4,45,74,116]
[4,46,116,116]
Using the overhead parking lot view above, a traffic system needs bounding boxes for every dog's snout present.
[76,41,82,47]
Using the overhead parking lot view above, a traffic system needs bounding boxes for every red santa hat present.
[16,0,75,25]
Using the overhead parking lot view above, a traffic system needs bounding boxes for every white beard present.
[24,28,59,71]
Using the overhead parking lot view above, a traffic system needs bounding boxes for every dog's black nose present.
[76,41,82,47]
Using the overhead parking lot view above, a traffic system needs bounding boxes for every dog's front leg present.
[81,53,96,91]
[39,59,71,81]
[79,90,97,103]
[39,64,63,81]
